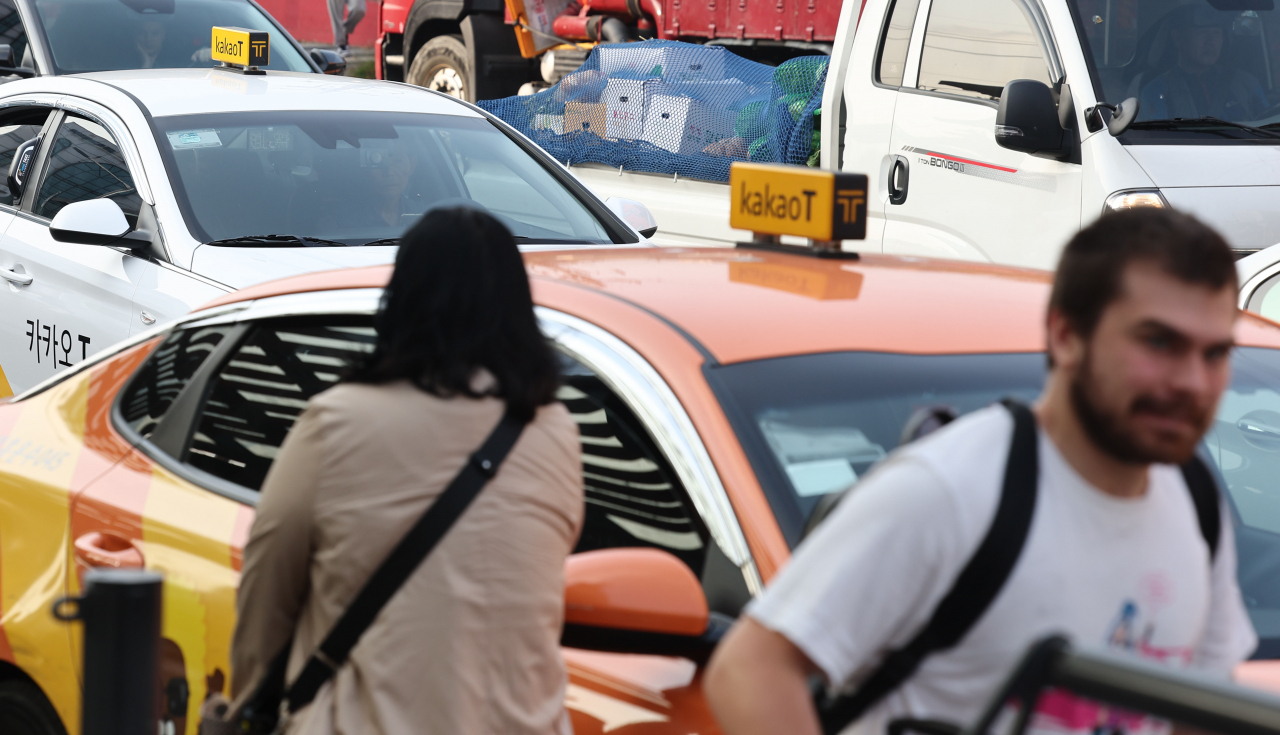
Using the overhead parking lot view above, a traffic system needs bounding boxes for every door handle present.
[888,155,910,205]
[0,266,31,286]
[74,531,144,569]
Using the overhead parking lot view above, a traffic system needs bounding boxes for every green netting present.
[480,40,828,183]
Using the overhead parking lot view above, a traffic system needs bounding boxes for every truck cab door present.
[882,0,1082,270]
[839,0,923,251]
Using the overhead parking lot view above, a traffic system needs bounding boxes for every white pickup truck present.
[572,0,1280,269]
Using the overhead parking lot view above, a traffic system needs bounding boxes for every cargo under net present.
[479,40,828,183]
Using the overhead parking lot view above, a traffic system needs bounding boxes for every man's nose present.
[1170,352,1214,396]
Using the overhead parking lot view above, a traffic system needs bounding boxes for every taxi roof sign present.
[729,162,867,244]
[211,26,269,72]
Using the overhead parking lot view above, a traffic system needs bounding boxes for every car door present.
[843,0,923,250]
[882,0,1082,269]
[0,111,155,394]
[0,103,55,396]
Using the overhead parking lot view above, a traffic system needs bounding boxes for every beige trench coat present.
[231,380,583,735]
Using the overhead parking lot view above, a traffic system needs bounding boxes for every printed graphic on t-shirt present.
[1031,591,1192,735]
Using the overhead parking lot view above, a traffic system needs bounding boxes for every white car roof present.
[2,69,484,118]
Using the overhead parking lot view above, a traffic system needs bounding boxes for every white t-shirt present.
[748,405,1258,735]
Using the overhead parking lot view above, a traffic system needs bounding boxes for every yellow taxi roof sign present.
[729,162,867,242]
[211,26,269,69]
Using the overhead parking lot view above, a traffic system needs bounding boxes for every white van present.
[573,0,1280,269]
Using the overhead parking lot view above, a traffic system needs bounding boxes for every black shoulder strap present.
[1180,456,1221,562]
[818,399,1039,735]
[284,412,527,713]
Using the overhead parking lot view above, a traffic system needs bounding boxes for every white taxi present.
[0,66,649,396]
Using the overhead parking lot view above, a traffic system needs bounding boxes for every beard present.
[1070,347,1213,465]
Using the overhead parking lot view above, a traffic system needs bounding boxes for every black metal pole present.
[53,568,163,735]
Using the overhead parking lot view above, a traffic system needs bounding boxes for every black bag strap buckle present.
[470,452,498,478]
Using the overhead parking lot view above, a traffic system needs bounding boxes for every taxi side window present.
[34,115,142,224]
[559,355,710,575]
[0,0,32,73]
[916,0,1053,101]
[119,326,234,438]
[0,107,50,206]
[183,316,377,491]
[876,0,922,87]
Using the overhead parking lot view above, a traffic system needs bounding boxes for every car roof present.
[59,69,483,118]
[200,247,1280,364]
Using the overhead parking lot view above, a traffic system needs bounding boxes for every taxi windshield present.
[32,0,311,73]
[1069,0,1280,139]
[711,348,1280,658]
[152,111,618,246]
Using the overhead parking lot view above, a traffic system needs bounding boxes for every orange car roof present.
[199,247,1280,364]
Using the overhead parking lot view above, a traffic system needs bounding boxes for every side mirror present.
[309,48,346,76]
[50,199,130,245]
[561,548,716,660]
[995,79,1067,159]
[0,44,14,68]
[605,197,658,239]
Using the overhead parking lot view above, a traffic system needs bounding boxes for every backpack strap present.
[818,400,1040,735]
[1180,456,1221,562]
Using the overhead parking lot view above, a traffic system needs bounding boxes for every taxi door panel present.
[0,342,156,733]
[0,106,64,396]
[69,324,247,735]
[0,215,144,393]
[0,111,154,394]
[881,0,1082,270]
[71,460,247,735]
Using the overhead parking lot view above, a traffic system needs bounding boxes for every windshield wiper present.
[1128,116,1280,140]
[361,238,399,246]
[204,234,350,247]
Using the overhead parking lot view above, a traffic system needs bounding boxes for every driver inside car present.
[1140,5,1269,122]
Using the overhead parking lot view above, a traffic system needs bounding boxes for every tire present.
[407,35,471,102]
[0,680,67,735]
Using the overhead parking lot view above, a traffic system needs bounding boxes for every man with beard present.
[703,209,1256,735]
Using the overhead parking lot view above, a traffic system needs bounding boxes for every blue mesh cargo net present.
[479,40,828,183]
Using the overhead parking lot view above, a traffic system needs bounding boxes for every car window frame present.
[874,0,923,90]
[0,102,57,212]
[27,110,145,222]
[103,293,762,602]
[907,0,1063,108]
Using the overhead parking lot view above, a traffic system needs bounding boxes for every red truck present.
[372,0,852,101]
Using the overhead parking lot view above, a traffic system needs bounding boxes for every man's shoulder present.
[842,404,1015,537]
[902,403,1015,473]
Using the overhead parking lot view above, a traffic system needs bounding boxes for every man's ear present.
[1046,307,1086,372]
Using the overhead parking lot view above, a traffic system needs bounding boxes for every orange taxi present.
[3,246,1280,735]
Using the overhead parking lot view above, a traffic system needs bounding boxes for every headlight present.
[1103,189,1168,213]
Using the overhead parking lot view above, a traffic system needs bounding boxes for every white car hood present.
[1123,146,1280,251]
[1125,145,1280,188]
[191,244,399,290]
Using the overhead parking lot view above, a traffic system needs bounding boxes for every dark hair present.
[347,206,560,421]
[1049,208,1237,338]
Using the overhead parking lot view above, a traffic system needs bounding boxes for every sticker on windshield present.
[249,127,292,151]
[167,129,222,150]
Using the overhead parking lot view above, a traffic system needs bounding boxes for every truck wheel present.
[0,680,67,735]
[408,35,470,101]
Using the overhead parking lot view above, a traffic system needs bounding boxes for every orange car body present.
[2,247,1279,734]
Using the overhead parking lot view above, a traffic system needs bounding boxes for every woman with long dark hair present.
[229,208,583,735]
